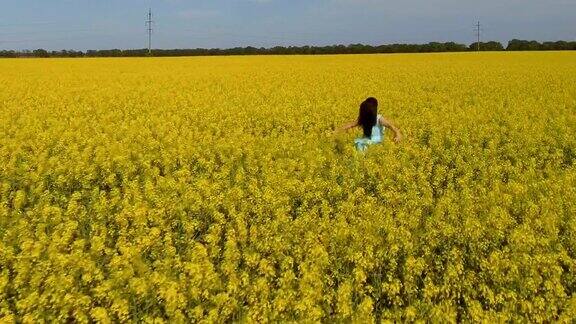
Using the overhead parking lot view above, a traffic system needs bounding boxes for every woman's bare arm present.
[334,120,358,134]
[380,117,403,143]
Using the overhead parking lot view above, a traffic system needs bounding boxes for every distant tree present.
[507,39,529,51]
[540,41,576,51]
[507,39,543,51]
[468,41,504,51]
[445,42,468,52]
[33,49,49,58]
[1,39,574,59]
[527,40,541,50]
[0,50,17,58]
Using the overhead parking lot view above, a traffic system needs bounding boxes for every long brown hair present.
[357,97,378,137]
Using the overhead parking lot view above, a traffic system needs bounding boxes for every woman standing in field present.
[337,97,403,151]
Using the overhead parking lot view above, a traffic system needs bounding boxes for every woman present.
[337,97,402,151]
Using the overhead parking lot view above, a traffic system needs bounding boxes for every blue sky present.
[0,0,574,50]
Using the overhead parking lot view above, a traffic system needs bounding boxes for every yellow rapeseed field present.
[1,52,575,322]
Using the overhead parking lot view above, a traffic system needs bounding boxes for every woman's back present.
[369,114,384,143]
[354,114,384,151]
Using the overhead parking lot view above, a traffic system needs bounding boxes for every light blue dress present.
[354,114,385,152]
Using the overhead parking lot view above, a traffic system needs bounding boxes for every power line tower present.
[146,8,153,55]
[474,21,481,51]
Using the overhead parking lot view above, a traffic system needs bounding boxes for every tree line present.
[1,39,574,58]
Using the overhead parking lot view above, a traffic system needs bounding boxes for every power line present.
[146,8,153,55]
